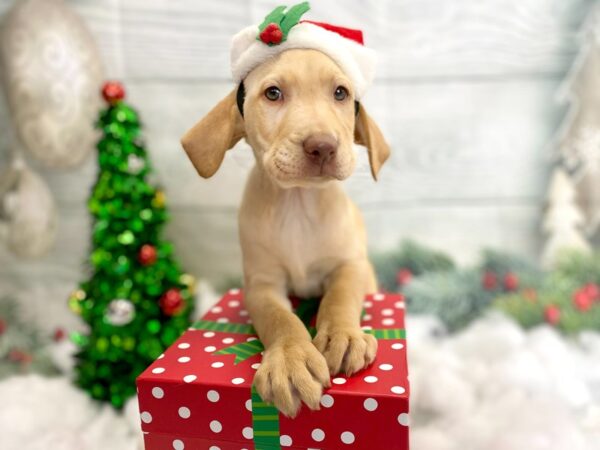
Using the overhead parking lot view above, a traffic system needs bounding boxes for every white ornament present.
[541,168,591,268]
[105,298,136,326]
[0,159,57,258]
[127,154,145,174]
[0,0,104,167]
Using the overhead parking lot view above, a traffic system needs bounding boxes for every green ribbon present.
[192,299,406,449]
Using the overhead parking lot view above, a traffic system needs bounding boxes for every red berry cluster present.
[572,283,600,312]
[481,270,519,292]
[259,23,283,45]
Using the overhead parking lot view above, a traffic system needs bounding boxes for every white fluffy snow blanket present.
[1,313,599,450]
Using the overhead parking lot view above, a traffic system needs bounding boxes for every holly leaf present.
[280,1,310,36]
[258,5,287,32]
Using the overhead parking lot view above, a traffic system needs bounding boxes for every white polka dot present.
[207,390,220,402]
[211,361,224,368]
[280,435,292,446]
[391,342,404,350]
[203,331,215,338]
[379,363,393,371]
[341,431,355,444]
[178,407,191,419]
[229,288,240,295]
[311,428,325,442]
[394,301,405,309]
[382,308,394,316]
[209,420,222,433]
[332,377,346,385]
[364,398,378,411]
[152,367,165,374]
[157,353,165,359]
[247,319,253,324]
[140,411,152,423]
[222,337,234,344]
[373,293,385,301]
[209,447,220,450]
[231,377,245,385]
[211,306,223,313]
[245,399,252,411]
[177,342,190,349]
[363,314,372,321]
[364,301,373,308]
[391,386,406,394]
[246,336,257,342]
[320,394,334,407]
[228,300,240,307]
[217,317,229,323]
[364,375,378,383]
[152,387,164,399]
[239,310,249,316]
[361,326,373,331]
[183,375,197,383]
[178,356,191,363]
[251,363,261,369]
[204,346,216,352]
[173,439,184,450]
[398,413,410,426]
[382,318,395,326]
[242,427,253,439]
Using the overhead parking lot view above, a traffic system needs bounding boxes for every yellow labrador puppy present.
[182,27,389,417]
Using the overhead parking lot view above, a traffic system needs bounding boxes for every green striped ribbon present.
[252,385,281,449]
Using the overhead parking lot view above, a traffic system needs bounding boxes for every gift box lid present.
[137,290,409,450]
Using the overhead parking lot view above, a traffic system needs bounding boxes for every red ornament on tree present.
[503,272,519,291]
[573,288,593,312]
[583,283,600,302]
[102,81,125,105]
[160,288,185,316]
[138,244,158,266]
[259,23,283,45]
[544,305,561,325]
[481,271,498,290]
[396,268,413,286]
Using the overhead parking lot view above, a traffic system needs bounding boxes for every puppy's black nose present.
[303,134,337,165]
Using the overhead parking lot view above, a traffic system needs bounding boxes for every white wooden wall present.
[0,1,595,324]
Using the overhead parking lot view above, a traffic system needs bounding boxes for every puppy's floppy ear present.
[181,89,244,178]
[354,104,390,181]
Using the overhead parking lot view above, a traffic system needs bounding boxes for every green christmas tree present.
[69,81,194,408]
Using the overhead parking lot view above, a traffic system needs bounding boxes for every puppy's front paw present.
[313,326,377,376]
[254,340,330,418]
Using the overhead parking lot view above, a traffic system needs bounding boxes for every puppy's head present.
[182,48,389,186]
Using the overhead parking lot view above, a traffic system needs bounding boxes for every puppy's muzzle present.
[303,134,338,166]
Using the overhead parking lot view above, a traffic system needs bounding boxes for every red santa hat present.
[230,2,376,99]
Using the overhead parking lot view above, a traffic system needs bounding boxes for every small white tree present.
[541,167,591,268]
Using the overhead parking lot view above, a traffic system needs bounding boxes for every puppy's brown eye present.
[264,86,282,101]
[334,86,348,101]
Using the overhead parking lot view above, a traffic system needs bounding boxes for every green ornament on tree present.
[71,81,194,409]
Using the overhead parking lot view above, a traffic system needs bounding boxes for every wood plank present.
[69,0,594,80]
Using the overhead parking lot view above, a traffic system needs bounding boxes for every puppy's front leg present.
[314,260,378,375]
[245,282,330,417]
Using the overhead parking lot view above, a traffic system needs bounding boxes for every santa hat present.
[230,2,376,99]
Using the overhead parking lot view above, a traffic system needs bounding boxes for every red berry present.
[102,81,125,105]
[160,289,185,316]
[138,244,158,266]
[573,288,593,312]
[503,272,519,291]
[259,22,283,45]
[544,305,561,325]
[53,328,65,342]
[481,271,498,290]
[583,283,600,301]
[396,268,413,286]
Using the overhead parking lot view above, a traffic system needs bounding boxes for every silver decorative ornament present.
[0,0,104,168]
[105,299,136,326]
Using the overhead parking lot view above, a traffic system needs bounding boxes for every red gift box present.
[137,290,410,450]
